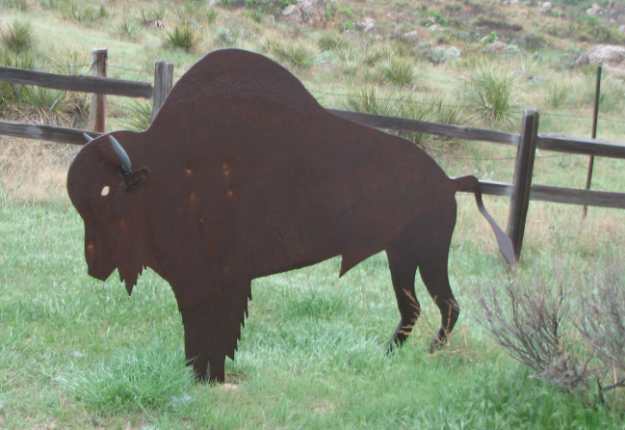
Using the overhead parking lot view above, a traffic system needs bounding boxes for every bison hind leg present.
[385,243,420,354]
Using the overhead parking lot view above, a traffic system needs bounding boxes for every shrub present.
[464,65,515,124]
[165,23,199,52]
[480,273,591,392]
[1,21,34,54]
[577,263,625,400]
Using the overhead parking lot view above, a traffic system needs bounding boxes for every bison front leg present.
[180,306,231,383]
[178,280,251,384]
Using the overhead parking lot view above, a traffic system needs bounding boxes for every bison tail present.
[452,175,516,265]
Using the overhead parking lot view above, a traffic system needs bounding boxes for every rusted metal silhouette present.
[67,49,515,383]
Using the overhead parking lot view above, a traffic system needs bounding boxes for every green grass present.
[1,192,625,428]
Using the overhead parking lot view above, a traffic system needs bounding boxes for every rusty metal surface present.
[67,49,515,383]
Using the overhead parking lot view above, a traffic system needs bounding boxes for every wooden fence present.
[2,49,625,262]
[0,48,173,143]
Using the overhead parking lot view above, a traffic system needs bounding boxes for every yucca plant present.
[464,64,515,124]
[380,57,414,87]
[270,42,314,70]
[121,100,153,132]
[165,23,199,52]
[1,21,33,54]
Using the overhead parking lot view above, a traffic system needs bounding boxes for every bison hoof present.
[429,337,447,353]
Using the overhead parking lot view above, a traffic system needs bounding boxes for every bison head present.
[67,131,152,294]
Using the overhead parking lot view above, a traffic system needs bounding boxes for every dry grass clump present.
[0,137,75,202]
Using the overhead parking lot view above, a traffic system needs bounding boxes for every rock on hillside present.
[281,0,329,26]
[577,44,625,76]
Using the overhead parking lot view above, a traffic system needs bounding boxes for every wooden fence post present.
[506,109,539,261]
[152,61,174,120]
[89,48,107,133]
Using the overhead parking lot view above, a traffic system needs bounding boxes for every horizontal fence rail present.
[0,66,153,98]
[329,109,521,145]
[474,180,625,210]
[537,133,625,159]
[0,120,102,145]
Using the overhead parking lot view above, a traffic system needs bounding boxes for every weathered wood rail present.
[0,65,153,98]
[2,50,625,262]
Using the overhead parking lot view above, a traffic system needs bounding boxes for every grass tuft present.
[464,64,515,124]
[545,81,570,109]
[269,42,314,70]
[318,33,347,52]
[121,100,153,131]
[1,21,34,54]
[165,23,199,52]
[117,17,141,41]
[65,344,193,414]
[379,57,414,87]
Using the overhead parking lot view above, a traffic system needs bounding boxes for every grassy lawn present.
[1,194,624,429]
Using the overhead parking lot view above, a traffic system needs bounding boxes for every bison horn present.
[109,135,133,176]
[83,132,95,143]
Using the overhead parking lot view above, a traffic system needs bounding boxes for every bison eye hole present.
[100,185,110,197]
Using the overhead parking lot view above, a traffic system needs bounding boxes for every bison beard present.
[66,49,515,384]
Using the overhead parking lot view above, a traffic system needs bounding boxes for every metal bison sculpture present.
[67,49,514,383]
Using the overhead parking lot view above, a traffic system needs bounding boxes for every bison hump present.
[152,49,322,125]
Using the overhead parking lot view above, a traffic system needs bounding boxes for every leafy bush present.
[165,23,199,52]
[464,64,515,124]
[1,21,34,54]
